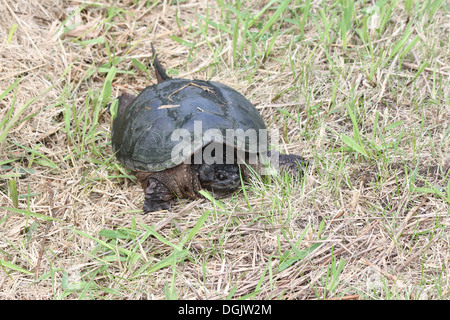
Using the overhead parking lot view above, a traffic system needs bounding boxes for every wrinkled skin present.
[197,163,241,196]
[142,162,242,213]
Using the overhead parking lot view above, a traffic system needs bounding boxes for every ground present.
[0,0,449,300]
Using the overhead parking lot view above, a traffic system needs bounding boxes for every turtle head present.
[197,163,241,197]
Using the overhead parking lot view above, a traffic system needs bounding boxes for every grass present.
[0,0,449,300]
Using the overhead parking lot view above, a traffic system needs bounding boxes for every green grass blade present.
[407,61,429,86]
[170,35,195,48]
[340,0,355,49]
[247,0,278,29]
[139,224,183,251]
[9,140,59,169]
[257,0,291,39]
[148,249,189,273]
[2,207,63,222]
[198,189,226,210]
[399,35,419,61]
[387,25,412,63]
[341,134,369,157]
[71,228,135,257]
[0,259,33,275]
[181,211,210,245]
[279,241,322,272]
[0,77,22,134]
[9,179,18,208]
[0,65,72,143]
[7,23,18,44]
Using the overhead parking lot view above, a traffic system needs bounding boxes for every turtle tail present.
[151,43,170,83]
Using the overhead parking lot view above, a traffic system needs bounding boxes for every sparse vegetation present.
[0,0,448,300]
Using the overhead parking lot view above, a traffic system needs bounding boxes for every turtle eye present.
[216,171,227,181]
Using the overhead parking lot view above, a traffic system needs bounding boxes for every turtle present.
[111,47,307,213]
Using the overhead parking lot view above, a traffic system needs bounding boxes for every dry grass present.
[0,0,449,300]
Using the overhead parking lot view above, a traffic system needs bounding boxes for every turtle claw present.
[143,199,172,213]
[265,151,308,178]
[142,178,174,213]
[279,154,308,177]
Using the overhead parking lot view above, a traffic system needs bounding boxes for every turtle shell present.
[111,79,267,172]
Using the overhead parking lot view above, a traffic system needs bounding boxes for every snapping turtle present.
[111,48,307,212]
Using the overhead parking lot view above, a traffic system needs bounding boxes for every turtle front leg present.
[143,178,174,213]
[278,153,308,176]
[265,151,308,177]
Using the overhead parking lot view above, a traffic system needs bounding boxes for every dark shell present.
[111,79,267,172]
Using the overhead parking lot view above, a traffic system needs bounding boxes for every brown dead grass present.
[0,0,449,300]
